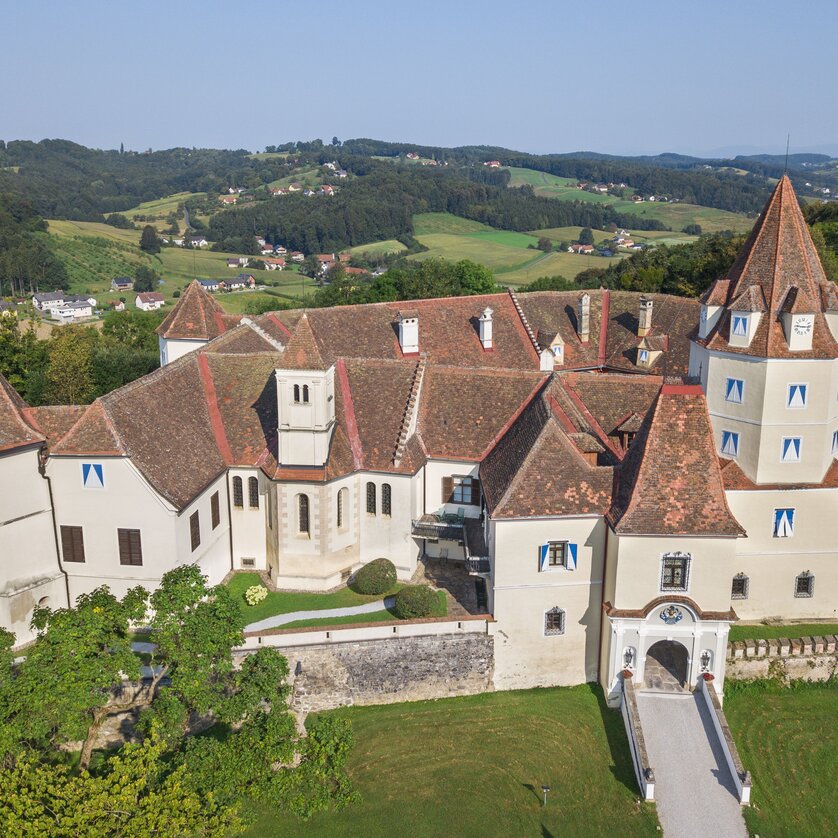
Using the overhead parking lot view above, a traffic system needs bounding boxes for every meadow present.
[506,166,754,234]
[118,192,204,231]
[246,685,658,838]
[348,239,407,257]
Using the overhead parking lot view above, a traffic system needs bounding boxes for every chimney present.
[397,310,419,354]
[479,306,493,350]
[577,293,590,342]
[638,296,653,337]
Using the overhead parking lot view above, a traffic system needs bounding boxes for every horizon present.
[2,1,836,156]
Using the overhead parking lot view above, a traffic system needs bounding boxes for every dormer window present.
[787,384,807,409]
[731,314,749,337]
[638,349,649,365]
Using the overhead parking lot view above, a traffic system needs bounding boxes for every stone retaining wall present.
[725,635,838,682]
[239,632,495,714]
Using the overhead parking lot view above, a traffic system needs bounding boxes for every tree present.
[682,223,703,236]
[578,227,595,246]
[537,236,553,253]
[139,224,160,254]
[133,265,159,293]
[519,274,574,292]
[45,325,98,404]
[331,137,341,147]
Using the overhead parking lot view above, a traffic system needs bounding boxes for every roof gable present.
[0,374,43,453]
[156,280,239,341]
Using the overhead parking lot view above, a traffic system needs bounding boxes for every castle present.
[1,176,836,696]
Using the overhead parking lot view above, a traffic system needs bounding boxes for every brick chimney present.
[577,293,590,342]
[479,306,493,350]
[397,310,419,354]
[638,296,653,337]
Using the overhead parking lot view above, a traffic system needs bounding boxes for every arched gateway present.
[644,639,689,691]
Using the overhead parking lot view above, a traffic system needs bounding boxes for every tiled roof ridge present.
[156,280,229,340]
[559,374,624,459]
[336,358,364,469]
[280,312,326,369]
[393,356,426,467]
[478,374,550,460]
[52,399,127,456]
[240,316,286,351]
[0,373,44,452]
[492,410,552,512]
[196,353,234,464]
[507,288,542,354]
[265,312,293,339]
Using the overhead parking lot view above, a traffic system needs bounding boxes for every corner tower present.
[690,176,838,484]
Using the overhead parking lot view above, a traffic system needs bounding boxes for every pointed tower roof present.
[277,313,327,369]
[0,373,44,453]
[702,176,838,359]
[609,383,744,536]
[156,280,240,341]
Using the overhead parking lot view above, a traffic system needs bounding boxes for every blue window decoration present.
[538,542,578,571]
[773,508,795,538]
[781,437,801,463]
[725,378,744,404]
[833,430,838,455]
[638,349,649,364]
[731,314,749,337]
[721,430,739,457]
[81,463,104,489]
[787,384,807,409]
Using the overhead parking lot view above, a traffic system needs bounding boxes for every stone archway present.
[644,640,689,692]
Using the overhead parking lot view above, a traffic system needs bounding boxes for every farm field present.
[410,213,624,285]
[726,682,838,837]
[267,166,322,189]
[246,685,658,838]
[348,239,407,257]
[506,167,754,234]
[529,226,698,248]
[118,192,203,231]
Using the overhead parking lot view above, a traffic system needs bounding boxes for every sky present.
[3,0,837,157]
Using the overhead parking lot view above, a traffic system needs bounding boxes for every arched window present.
[248,476,259,509]
[232,476,243,508]
[366,481,376,515]
[293,384,301,403]
[298,494,310,535]
[381,483,391,516]
[302,384,310,403]
[337,487,348,530]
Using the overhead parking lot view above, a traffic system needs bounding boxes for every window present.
[548,542,567,568]
[731,314,749,337]
[725,377,744,404]
[241,557,256,568]
[337,487,348,530]
[661,553,690,592]
[302,385,309,403]
[232,476,243,508]
[366,481,376,515]
[211,492,220,529]
[721,430,739,457]
[452,476,473,504]
[442,476,480,506]
[117,528,143,566]
[544,607,566,636]
[731,573,749,600]
[781,437,801,463]
[794,571,814,598]
[381,483,392,516]
[293,384,301,403]
[298,494,310,536]
[787,384,808,409]
[190,511,200,552]
[773,508,795,538]
[539,542,578,571]
[60,525,85,563]
[638,349,649,364]
[248,476,259,509]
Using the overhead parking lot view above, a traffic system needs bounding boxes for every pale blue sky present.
[3,0,836,156]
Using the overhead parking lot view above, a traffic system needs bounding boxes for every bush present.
[244,584,268,606]
[352,558,397,595]
[392,585,438,620]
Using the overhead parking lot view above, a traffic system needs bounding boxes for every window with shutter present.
[211,492,220,529]
[248,476,259,509]
[773,508,795,537]
[117,528,143,566]
[442,476,454,504]
[60,525,85,563]
[232,476,243,508]
[451,476,478,505]
[381,483,391,516]
[190,511,200,551]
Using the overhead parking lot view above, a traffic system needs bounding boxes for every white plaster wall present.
[490,516,605,688]
[229,469,268,570]
[424,460,481,519]
[359,473,416,576]
[727,487,838,620]
[159,336,207,366]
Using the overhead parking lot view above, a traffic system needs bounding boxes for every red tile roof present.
[0,374,43,453]
[156,280,240,341]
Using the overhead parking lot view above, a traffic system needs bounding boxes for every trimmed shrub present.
[244,584,268,606]
[352,558,397,595]
[392,585,438,620]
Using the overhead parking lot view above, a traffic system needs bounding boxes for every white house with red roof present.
[135,292,165,311]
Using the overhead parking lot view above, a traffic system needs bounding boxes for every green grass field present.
[410,213,624,284]
[247,685,658,837]
[505,167,754,234]
[729,623,838,642]
[118,192,203,231]
[726,681,838,837]
[348,239,408,257]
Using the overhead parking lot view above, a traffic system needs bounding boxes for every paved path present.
[245,596,395,633]
[636,691,747,838]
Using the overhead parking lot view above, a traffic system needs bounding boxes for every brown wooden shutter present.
[118,528,143,566]
[470,478,481,506]
[211,492,220,529]
[190,511,201,552]
[442,476,453,504]
[60,525,85,563]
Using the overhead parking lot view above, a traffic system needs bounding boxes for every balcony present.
[411,514,466,544]
[465,557,491,574]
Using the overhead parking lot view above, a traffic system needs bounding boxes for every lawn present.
[729,623,838,642]
[227,571,404,624]
[413,212,493,236]
[246,685,658,837]
[725,681,838,837]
